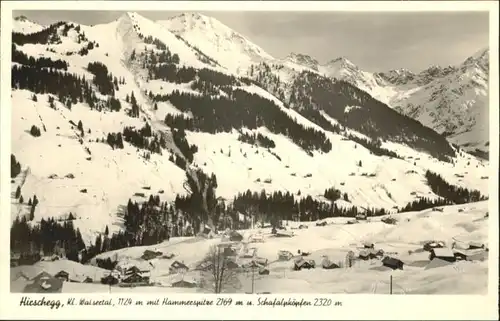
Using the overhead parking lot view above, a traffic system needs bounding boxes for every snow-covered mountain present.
[13,15,44,34]
[280,48,489,157]
[157,13,274,74]
[10,12,488,248]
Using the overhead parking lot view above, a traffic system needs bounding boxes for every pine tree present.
[19,195,24,204]
[15,186,21,199]
[105,225,109,236]
[77,120,83,132]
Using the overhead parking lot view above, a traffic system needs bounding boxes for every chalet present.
[315,221,327,227]
[321,258,340,269]
[169,261,189,274]
[294,258,315,271]
[101,274,119,285]
[123,272,149,284]
[381,217,397,225]
[54,270,70,282]
[298,224,308,229]
[171,279,197,288]
[298,250,311,257]
[23,275,63,293]
[278,250,293,261]
[429,248,456,263]
[382,256,404,270]
[423,241,446,252]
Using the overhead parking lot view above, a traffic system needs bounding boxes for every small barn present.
[381,256,404,270]
[171,279,197,288]
[429,248,456,263]
[54,270,70,282]
[162,252,175,259]
[169,261,189,274]
[125,266,141,275]
[315,221,327,227]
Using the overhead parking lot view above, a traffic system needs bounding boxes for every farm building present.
[162,252,175,259]
[381,257,404,270]
[169,261,189,274]
[315,221,327,227]
[358,250,372,260]
[429,248,456,263]
[54,270,70,282]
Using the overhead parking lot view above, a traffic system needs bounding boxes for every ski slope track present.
[10,12,490,246]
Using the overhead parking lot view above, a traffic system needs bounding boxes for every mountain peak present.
[326,56,357,69]
[158,12,274,73]
[286,52,319,70]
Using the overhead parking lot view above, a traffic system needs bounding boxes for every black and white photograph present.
[1,1,498,311]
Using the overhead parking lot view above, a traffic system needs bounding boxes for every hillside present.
[10,10,489,259]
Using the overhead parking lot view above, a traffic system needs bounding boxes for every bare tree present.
[199,245,240,293]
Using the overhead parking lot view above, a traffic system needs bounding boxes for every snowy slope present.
[13,16,44,34]
[10,12,489,244]
[157,13,274,74]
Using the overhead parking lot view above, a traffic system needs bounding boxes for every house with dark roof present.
[358,250,371,260]
[100,274,119,285]
[258,267,270,275]
[142,249,162,260]
[363,242,375,249]
[125,266,141,275]
[382,256,404,270]
[225,259,240,270]
[171,279,197,288]
[278,250,293,261]
[122,272,149,284]
[321,258,340,270]
[229,231,244,242]
[429,248,456,263]
[468,241,485,250]
[32,271,53,283]
[169,261,189,274]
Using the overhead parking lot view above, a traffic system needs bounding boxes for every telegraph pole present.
[251,266,255,294]
[390,275,393,295]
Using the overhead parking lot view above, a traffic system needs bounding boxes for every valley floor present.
[11,201,490,294]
